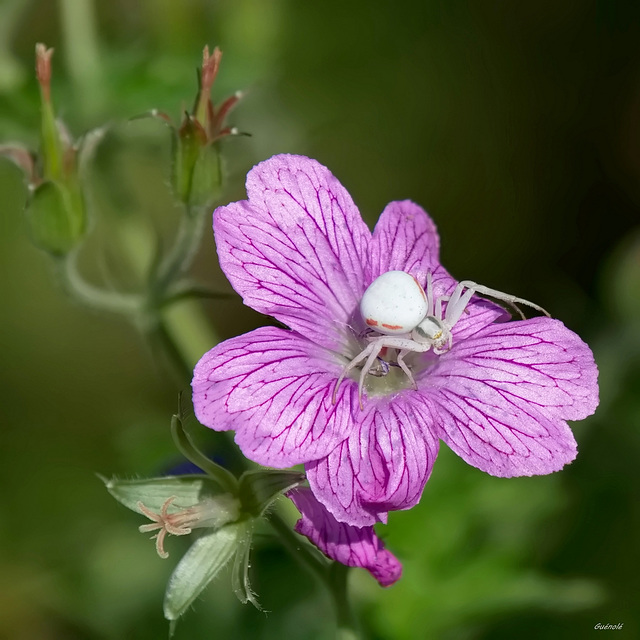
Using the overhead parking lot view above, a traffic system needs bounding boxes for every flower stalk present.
[268,511,361,640]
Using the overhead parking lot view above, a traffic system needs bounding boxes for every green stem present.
[142,316,193,383]
[56,253,142,315]
[59,0,105,117]
[154,203,208,296]
[268,513,361,640]
[267,512,329,583]
[328,563,361,640]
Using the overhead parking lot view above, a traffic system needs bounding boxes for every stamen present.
[137,496,196,559]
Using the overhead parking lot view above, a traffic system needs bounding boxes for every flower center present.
[363,362,414,396]
[341,338,438,398]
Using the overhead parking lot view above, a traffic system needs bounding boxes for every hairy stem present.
[56,253,142,315]
[153,202,209,296]
[268,512,361,639]
[59,0,106,117]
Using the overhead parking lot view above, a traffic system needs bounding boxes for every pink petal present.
[214,155,371,351]
[306,395,440,526]
[420,317,599,477]
[192,327,358,467]
[368,200,440,282]
[288,487,402,587]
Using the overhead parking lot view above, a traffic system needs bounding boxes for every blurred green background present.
[1,1,639,638]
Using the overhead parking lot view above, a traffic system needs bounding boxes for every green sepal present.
[101,474,226,515]
[238,469,305,517]
[25,180,84,255]
[188,142,223,208]
[163,521,243,622]
[231,520,260,609]
[40,102,63,180]
[129,109,173,125]
[76,126,107,180]
[0,144,36,183]
[172,114,207,205]
[171,401,239,494]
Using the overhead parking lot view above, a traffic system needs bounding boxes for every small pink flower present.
[192,154,599,530]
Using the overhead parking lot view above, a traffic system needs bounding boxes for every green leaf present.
[163,522,242,621]
[101,474,223,514]
[239,469,305,517]
[24,180,84,255]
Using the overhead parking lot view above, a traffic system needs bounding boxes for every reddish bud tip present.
[201,45,222,96]
[35,43,54,103]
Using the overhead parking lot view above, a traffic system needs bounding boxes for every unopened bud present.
[35,43,54,104]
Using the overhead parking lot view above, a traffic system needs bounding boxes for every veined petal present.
[214,154,371,351]
[421,317,599,477]
[368,200,440,282]
[192,327,357,468]
[288,487,402,587]
[306,395,440,526]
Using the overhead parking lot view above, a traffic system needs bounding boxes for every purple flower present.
[288,487,401,587]
[192,154,599,529]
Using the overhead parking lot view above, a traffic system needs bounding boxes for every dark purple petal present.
[306,395,440,526]
[420,317,598,477]
[288,487,402,587]
[214,155,371,351]
[368,200,440,283]
[192,327,358,467]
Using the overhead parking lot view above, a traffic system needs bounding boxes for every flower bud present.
[166,45,244,207]
[9,44,89,255]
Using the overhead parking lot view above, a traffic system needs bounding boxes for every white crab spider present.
[333,270,550,410]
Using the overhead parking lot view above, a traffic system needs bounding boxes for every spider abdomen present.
[360,270,427,336]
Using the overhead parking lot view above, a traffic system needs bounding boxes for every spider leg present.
[426,271,435,316]
[443,286,475,326]
[504,301,526,320]
[357,341,385,410]
[446,281,466,311]
[457,281,550,318]
[435,294,449,322]
[334,336,432,408]
[332,342,376,404]
[396,349,417,390]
